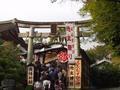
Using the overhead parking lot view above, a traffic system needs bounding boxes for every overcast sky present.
[0,0,89,21]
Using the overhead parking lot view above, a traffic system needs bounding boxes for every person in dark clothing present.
[54,79,62,90]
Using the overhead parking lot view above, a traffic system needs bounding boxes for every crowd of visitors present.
[34,61,67,90]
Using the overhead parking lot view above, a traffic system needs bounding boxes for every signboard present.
[44,52,58,63]
[68,65,75,88]
[68,60,81,89]
[66,24,75,62]
[75,60,81,88]
[27,66,34,85]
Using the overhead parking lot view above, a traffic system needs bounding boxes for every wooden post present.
[51,24,57,34]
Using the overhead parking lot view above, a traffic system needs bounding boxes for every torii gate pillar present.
[27,27,34,65]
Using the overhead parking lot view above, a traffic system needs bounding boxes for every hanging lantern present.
[57,51,68,63]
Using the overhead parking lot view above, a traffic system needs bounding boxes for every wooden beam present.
[19,32,55,38]
[15,19,90,25]
[18,23,51,28]
[18,24,87,28]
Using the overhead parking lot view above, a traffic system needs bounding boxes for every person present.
[58,70,62,80]
[34,81,43,90]
[61,69,67,89]
[54,79,62,90]
[43,77,51,90]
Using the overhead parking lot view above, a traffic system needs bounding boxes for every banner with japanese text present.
[75,60,81,88]
[66,23,75,62]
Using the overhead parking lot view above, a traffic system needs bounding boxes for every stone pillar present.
[74,26,82,89]
[27,27,34,65]
[74,26,80,57]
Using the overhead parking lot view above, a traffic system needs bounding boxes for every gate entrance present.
[0,18,90,89]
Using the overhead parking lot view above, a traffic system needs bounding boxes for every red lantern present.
[57,51,68,63]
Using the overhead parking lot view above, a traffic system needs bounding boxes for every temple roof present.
[0,19,27,48]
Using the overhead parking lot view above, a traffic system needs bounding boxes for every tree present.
[81,0,120,55]
[91,64,120,88]
[86,45,109,64]
[0,41,26,84]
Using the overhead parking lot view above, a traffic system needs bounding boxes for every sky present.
[0,0,89,21]
[0,0,98,50]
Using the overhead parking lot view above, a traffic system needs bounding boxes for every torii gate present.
[16,19,88,64]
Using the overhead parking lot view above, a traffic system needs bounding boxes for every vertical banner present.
[75,60,81,88]
[66,23,75,89]
[66,23,75,62]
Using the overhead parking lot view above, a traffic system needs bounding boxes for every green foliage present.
[81,0,120,55]
[91,64,120,88]
[86,45,109,64]
[58,27,66,35]
[112,56,120,64]
[0,41,26,84]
